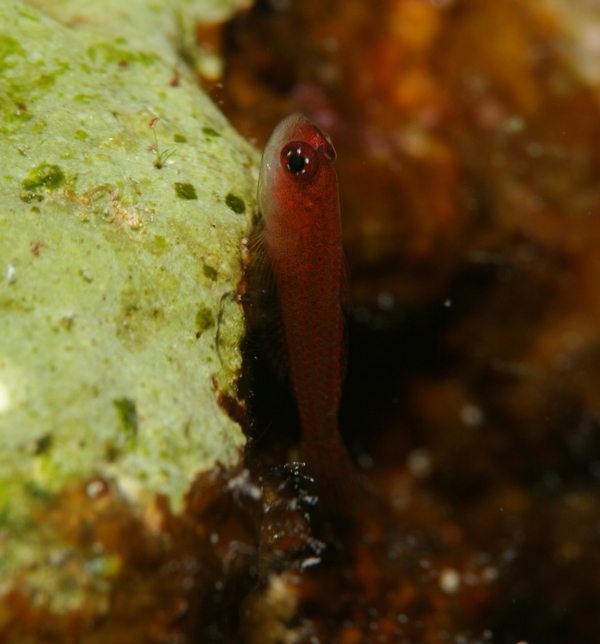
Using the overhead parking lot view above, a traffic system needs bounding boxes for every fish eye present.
[281,141,319,181]
[287,150,306,174]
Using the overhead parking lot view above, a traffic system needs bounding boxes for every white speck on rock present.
[0,358,26,414]
[5,264,17,285]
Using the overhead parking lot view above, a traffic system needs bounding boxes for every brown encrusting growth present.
[0,467,264,644]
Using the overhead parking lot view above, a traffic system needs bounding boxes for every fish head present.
[257,113,339,240]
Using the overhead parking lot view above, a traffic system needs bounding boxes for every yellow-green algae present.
[0,0,259,615]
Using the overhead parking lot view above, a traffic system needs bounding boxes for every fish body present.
[257,114,358,512]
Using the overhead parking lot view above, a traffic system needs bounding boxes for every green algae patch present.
[0,35,25,71]
[195,305,216,335]
[202,264,218,280]
[174,181,198,200]
[113,397,139,440]
[33,433,53,455]
[0,0,260,628]
[225,191,246,214]
[21,163,66,191]
[202,126,221,137]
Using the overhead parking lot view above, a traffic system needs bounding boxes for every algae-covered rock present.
[0,0,258,621]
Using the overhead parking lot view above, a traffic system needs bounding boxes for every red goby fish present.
[256,113,361,515]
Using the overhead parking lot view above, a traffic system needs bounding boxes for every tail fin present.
[301,433,366,520]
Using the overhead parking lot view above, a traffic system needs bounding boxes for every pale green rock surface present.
[0,0,258,596]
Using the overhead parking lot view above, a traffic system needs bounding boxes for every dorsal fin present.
[245,219,290,380]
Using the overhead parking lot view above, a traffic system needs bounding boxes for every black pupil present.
[287,150,306,174]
